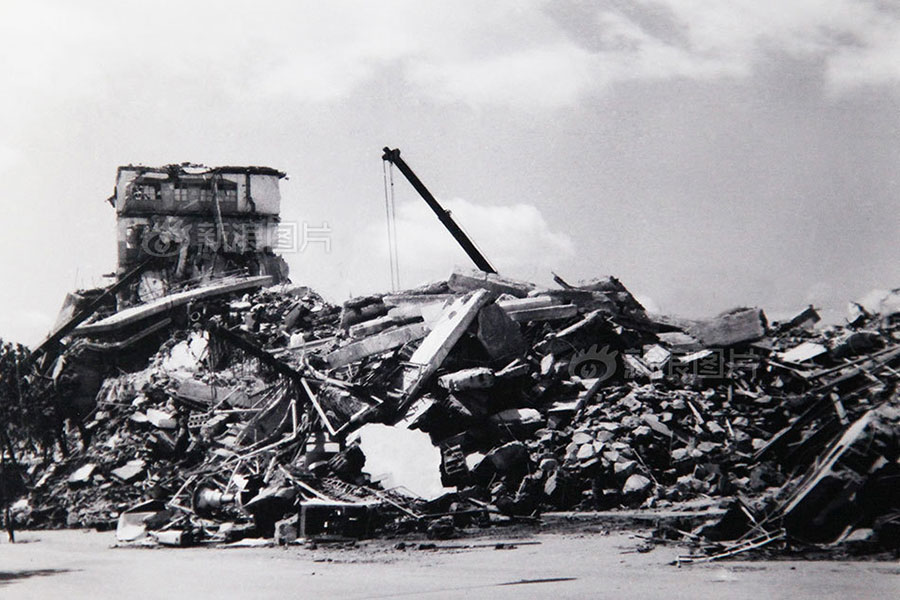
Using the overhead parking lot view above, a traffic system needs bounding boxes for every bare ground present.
[0,528,897,600]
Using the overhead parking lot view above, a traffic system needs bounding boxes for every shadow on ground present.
[0,569,73,586]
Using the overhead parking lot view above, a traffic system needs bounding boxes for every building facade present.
[111,164,290,305]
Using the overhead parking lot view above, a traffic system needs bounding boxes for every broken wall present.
[112,165,289,305]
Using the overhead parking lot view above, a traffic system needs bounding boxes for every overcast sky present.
[1,0,898,346]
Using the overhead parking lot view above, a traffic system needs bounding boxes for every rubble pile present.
[8,268,900,555]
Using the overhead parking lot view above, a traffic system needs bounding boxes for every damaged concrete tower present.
[110,164,290,306]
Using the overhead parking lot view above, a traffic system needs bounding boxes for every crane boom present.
[382,147,497,274]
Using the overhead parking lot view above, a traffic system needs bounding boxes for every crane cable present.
[388,164,401,290]
[382,160,401,291]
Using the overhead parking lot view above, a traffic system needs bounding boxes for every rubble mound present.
[5,271,899,557]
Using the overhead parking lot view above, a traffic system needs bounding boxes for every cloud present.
[409,42,598,109]
[360,197,574,289]
[2,0,899,121]
[602,0,900,93]
[826,16,900,90]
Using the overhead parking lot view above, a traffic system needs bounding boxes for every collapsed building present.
[5,156,900,559]
[111,164,289,306]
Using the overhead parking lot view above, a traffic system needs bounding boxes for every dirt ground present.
[0,529,897,600]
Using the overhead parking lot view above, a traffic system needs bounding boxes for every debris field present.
[6,267,896,559]
[2,160,898,562]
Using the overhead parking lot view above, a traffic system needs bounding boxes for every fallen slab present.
[325,322,430,368]
[447,268,535,298]
[476,303,526,361]
[75,275,273,335]
[778,341,828,364]
[506,304,578,323]
[399,290,493,410]
[438,367,496,391]
[665,308,768,347]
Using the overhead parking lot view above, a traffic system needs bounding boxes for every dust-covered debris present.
[1,163,898,557]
